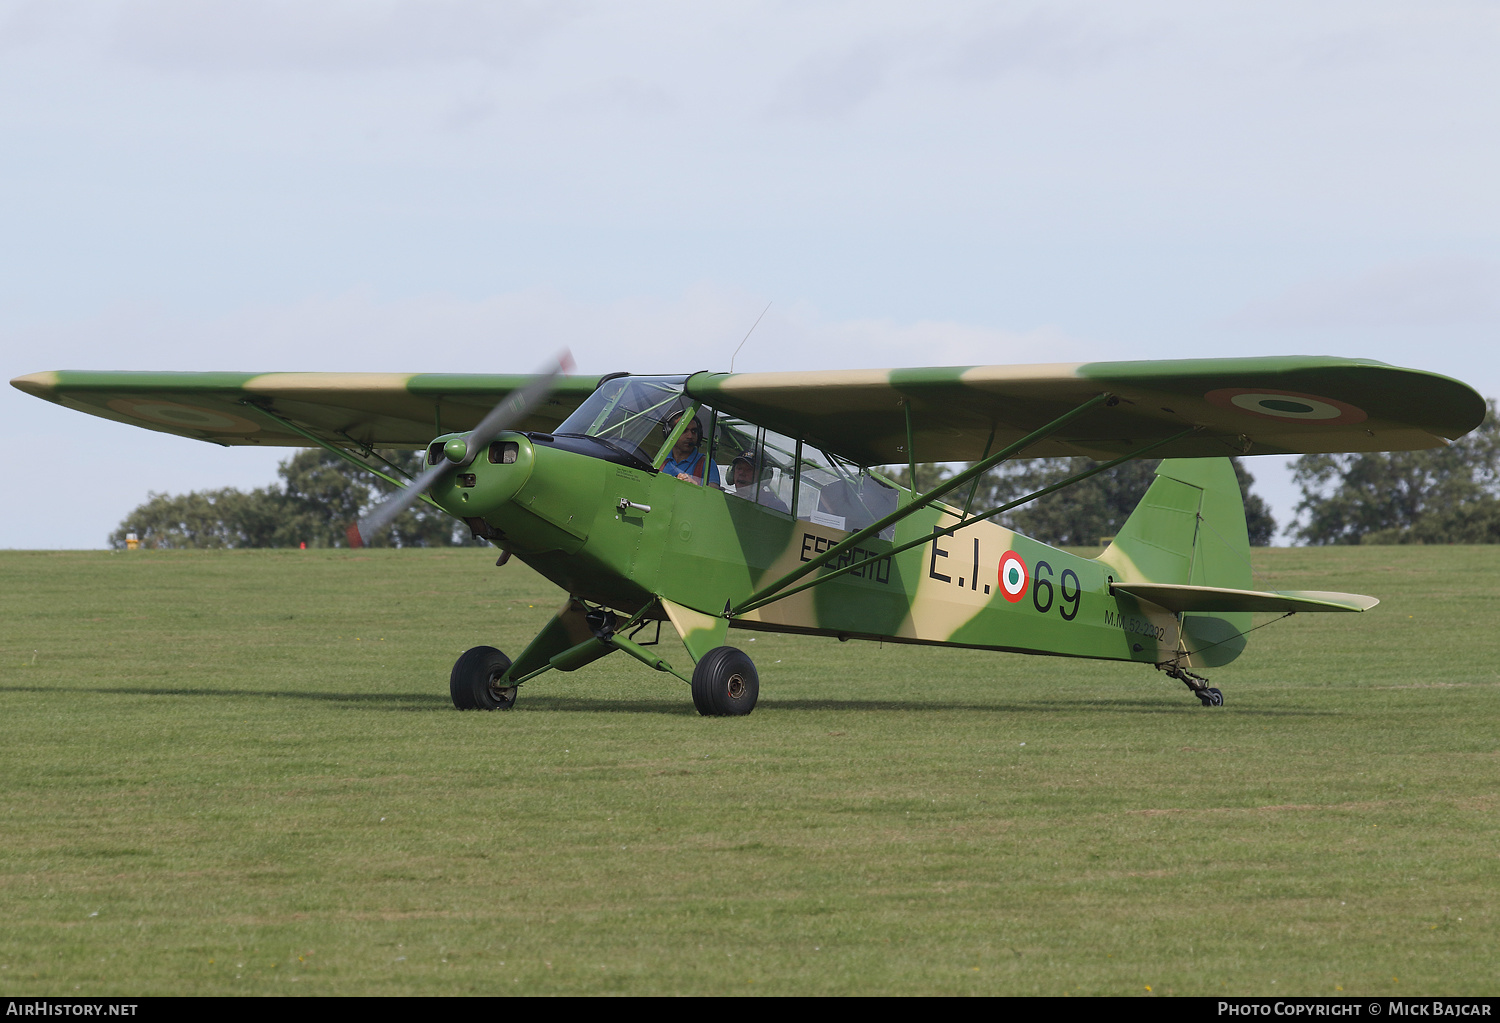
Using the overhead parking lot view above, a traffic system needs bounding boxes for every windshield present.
[555,376,692,466]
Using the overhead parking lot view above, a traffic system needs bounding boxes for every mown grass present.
[0,546,1495,996]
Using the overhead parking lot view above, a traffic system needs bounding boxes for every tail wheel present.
[451,646,517,711]
[690,646,759,717]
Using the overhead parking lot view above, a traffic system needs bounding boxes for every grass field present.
[1,546,1496,996]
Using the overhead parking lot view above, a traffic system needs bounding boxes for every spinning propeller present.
[346,351,575,548]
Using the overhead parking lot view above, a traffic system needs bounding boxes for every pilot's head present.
[664,411,703,449]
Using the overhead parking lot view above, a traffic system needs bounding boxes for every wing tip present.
[10,371,59,396]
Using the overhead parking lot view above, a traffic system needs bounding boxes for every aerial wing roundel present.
[1204,389,1367,425]
[105,399,264,434]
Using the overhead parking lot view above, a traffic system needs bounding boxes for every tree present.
[1291,403,1500,545]
[110,449,483,549]
[880,463,954,494]
[108,487,286,550]
[978,456,1275,547]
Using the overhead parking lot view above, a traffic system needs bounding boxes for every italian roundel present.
[1204,388,1367,425]
[997,551,1029,603]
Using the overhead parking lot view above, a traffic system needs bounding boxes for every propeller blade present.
[346,458,454,549]
[346,351,575,548]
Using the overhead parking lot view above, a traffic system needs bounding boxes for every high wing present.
[686,356,1486,465]
[9,370,610,449]
[12,356,1484,465]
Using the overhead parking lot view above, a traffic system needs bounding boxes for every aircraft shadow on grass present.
[0,683,451,710]
[0,684,1336,717]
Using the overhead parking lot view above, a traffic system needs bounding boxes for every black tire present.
[1197,687,1224,707]
[690,646,759,717]
[450,646,517,711]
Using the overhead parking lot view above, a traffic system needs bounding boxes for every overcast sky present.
[3,0,1497,548]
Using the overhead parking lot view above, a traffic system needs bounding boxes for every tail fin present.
[1097,458,1252,666]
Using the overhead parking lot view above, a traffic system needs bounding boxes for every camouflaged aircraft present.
[12,356,1485,714]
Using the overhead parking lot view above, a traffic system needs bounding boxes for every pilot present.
[729,451,789,513]
[661,412,720,486]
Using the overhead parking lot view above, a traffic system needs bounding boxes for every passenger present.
[729,451,790,513]
[661,412,720,486]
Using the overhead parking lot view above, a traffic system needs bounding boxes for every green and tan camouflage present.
[11,356,1485,713]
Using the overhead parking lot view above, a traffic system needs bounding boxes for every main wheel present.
[451,646,517,711]
[1197,687,1224,707]
[690,646,759,717]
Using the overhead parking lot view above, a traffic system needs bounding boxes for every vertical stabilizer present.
[1097,458,1253,666]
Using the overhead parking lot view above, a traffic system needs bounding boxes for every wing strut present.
[239,402,445,511]
[732,423,1198,615]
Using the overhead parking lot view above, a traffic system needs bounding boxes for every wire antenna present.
[729,302,772,373]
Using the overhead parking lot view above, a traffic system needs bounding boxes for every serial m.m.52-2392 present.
[13,356,1484,714]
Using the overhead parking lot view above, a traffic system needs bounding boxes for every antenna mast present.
[729,302,772,373]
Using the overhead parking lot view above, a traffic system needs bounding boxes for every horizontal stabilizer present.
[1112,583,1379,614]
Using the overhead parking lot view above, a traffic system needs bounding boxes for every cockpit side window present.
[710,416,795,515]
[707,413,894,535]
[794,446,897,540]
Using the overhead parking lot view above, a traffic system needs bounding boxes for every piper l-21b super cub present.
[13,356,1484,714]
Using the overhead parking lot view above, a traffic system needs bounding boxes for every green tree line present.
[111,449,482,550]
[1291,402,1500,545]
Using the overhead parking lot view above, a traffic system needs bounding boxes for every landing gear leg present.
[1160,663,1223,707]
